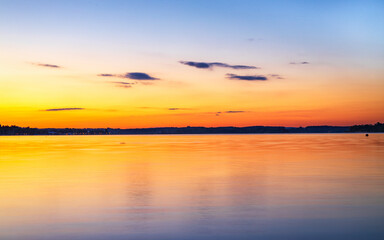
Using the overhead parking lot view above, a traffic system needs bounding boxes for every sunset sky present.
[0,0,383,128]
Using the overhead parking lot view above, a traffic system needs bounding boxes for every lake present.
[1,134,384,240]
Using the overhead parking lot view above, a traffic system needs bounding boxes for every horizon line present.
[1,122,382,130]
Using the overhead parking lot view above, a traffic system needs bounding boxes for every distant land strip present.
[0,123,383,135]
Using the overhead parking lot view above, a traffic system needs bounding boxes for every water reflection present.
[0,134,384,239]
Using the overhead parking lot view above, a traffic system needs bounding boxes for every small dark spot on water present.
[120,142,126,144]
[366,134,369,137]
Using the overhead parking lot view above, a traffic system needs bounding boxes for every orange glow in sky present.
[0,1,383,128]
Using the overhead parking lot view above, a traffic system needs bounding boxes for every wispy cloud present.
[269,74,284,79]
[32,63,62,68]
[43,108,85,111]
[98,72,159,80]
[226,74,268,81]
[168,108,192,111]
[180,61,258,70]
[225,111,246,113]
[98,74,115,77]
[216,110,248,116]
[138,107,192,111]
[290,61,309,65]
[247,37,263,42]
[112,81,136,88]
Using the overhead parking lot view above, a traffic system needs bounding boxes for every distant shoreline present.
[1,123,383,135]
[1,133,383,137]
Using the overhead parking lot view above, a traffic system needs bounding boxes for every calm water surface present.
[1,134,384,240]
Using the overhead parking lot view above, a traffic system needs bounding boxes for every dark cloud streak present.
[269,74,284,79]
[98,72,159,80]
[122,72,159,80]
[33,63,62,68]
[225,111,246,113]
[180,61,258,70]
[216,110,248,116]
[44,108,85,111]
[98,74,115,77]
[168,108,192,111]
[112,81,135,88]
[226,74,267,81]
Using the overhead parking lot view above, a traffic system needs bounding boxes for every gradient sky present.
[0,0,383,128]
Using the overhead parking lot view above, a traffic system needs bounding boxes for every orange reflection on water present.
[1,134,384,239]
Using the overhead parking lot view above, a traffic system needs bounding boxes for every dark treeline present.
[0,125,42,135]
[350,122,384,133]
[0,123,382,135]
[0,125,108,135]
[108,126,289,135]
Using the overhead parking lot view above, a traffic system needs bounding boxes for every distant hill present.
[0,123,382,135]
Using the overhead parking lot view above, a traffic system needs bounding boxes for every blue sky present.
[2,0,383,63]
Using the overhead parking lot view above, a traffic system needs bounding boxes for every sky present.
[0,0,383,128]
